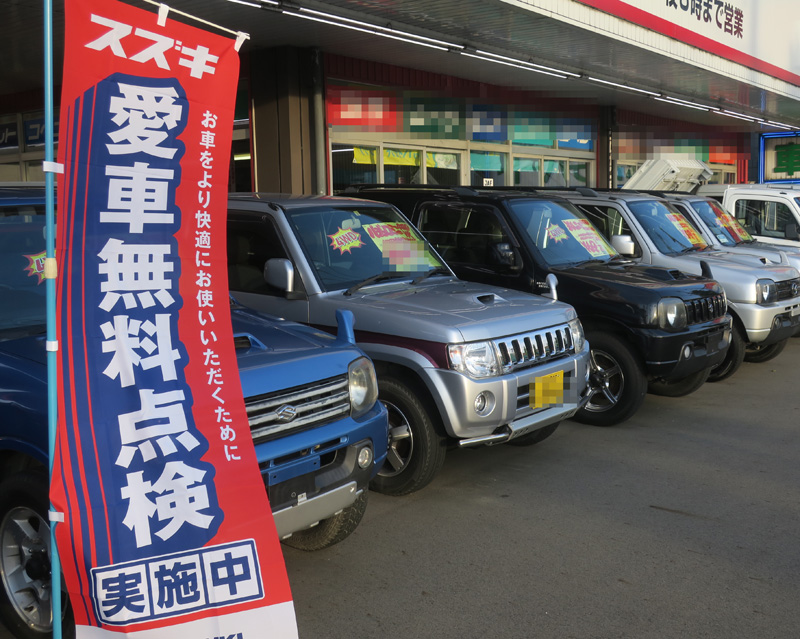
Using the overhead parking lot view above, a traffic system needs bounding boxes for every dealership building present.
[2,0,800,193]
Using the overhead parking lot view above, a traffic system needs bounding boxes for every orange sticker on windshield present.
[546,224,568,243]
[666,213,705,246]
[24,251,46,284]
[328,227,364,254]
[563,219,612,257]
[363,222,441,268]
[716,211,753,242]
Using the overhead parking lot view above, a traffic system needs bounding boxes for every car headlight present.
[349,356,378,419]
[568,318,586,352]
[448,341,499,379]
[755,278,777,305]
[657,297,688,331]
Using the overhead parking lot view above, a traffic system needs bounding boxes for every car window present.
[506,199,617,267]
[690,199,752,245]
[227,217,294,295]
[284,205,443,291]
[0,202,47,336]
[734,198,795,239]
[417,204,510,268]
[573,204,641,257]
[626,200,708,254]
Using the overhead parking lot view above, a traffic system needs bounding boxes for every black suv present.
[345,185,732,426]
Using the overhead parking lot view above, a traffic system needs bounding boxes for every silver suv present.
[553,189,800,380]
[226,194,591,495]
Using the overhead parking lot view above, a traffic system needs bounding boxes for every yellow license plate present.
[529,370,564,410]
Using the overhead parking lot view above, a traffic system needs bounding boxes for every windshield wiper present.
[343,271,410,296]
[411,266,451,285]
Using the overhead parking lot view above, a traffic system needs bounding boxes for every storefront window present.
[569,161,589,187]
[426,151,459,185]
[471,151,506,187]
[0,163,21,181]
[543,159,567,187]
[513,157,541,186]
[615,163,639,187]
[332,144,377,193]
[383,147,421,185]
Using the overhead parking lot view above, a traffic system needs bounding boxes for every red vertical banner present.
[52,0,298,636]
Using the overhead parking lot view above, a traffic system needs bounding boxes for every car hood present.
[669,250,799,283]
[556,262,721,303]
[312,279,577,343]
[0,312,362,400]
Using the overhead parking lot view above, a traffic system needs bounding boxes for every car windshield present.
[507,198,619,268]
[628,199,709,255]
[689,198,753,246]
[284,205,444,292]
[0,198,47,338]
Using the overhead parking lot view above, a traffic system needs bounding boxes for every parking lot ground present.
[2,340,798,639]
[284,338,800,639]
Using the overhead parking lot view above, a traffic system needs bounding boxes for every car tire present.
[573,332,646,427]
[707,323,745,382]
[370,377,447,496]
[281,491,368,552]
[506,422,560,447]
[647,367,710,397]
[744,337,788,364]
[0,472,74,639]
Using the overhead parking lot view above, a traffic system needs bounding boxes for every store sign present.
[569,0,800,84]
[761,134,800,181]
[52,0,297,637]
[0,121,19,149]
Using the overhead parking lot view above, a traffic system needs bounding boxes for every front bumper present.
[254,401,388,537]
[639,315,732,380]
[425,343,591,444]
[730,298,800,344]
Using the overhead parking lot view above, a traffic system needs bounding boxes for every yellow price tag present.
[530,370,564,410]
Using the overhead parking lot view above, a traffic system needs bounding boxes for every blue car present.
[0,186,388,639]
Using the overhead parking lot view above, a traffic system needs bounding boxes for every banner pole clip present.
[49,510,65,523]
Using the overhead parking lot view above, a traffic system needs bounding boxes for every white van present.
[697,183,800,247]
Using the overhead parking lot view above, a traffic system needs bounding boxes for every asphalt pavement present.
[284,338,800,639]
[3,339,799,639]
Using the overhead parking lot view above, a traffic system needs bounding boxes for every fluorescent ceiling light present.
[225,0,279,6]
[722,109,763,121]
[461,52,568,78]
[714,111,756,122]
[282,9,451,50]
[659,95,718,110]
[766,120,800,130]
[473,49,579,77]
[585,77,660,96]
[654,97,709,111]
[762,122,793,130]
[297,8,464,49]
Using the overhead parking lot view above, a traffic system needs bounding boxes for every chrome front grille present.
[684,293,726,325]
[776,278,800,301]
[493,324,574,374]
[245,374,350,443]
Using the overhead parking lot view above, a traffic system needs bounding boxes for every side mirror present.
[490,242,520,271]
[543,273,559,300]
[264,258,294,292]
[611,234,636,256]
[785,222,799,242]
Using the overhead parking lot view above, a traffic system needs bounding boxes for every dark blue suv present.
[0,186,388,639]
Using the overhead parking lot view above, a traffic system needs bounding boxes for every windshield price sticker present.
[530,370,564,410]
[363,222,441,268]
[328,227,365,254]
[24,251,47,284]
[546,223,568,243]
[563,219,613,257]
[716,211,753,242]
[666,213,706,246]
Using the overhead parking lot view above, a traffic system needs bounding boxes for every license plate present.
[529,370,564,410]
